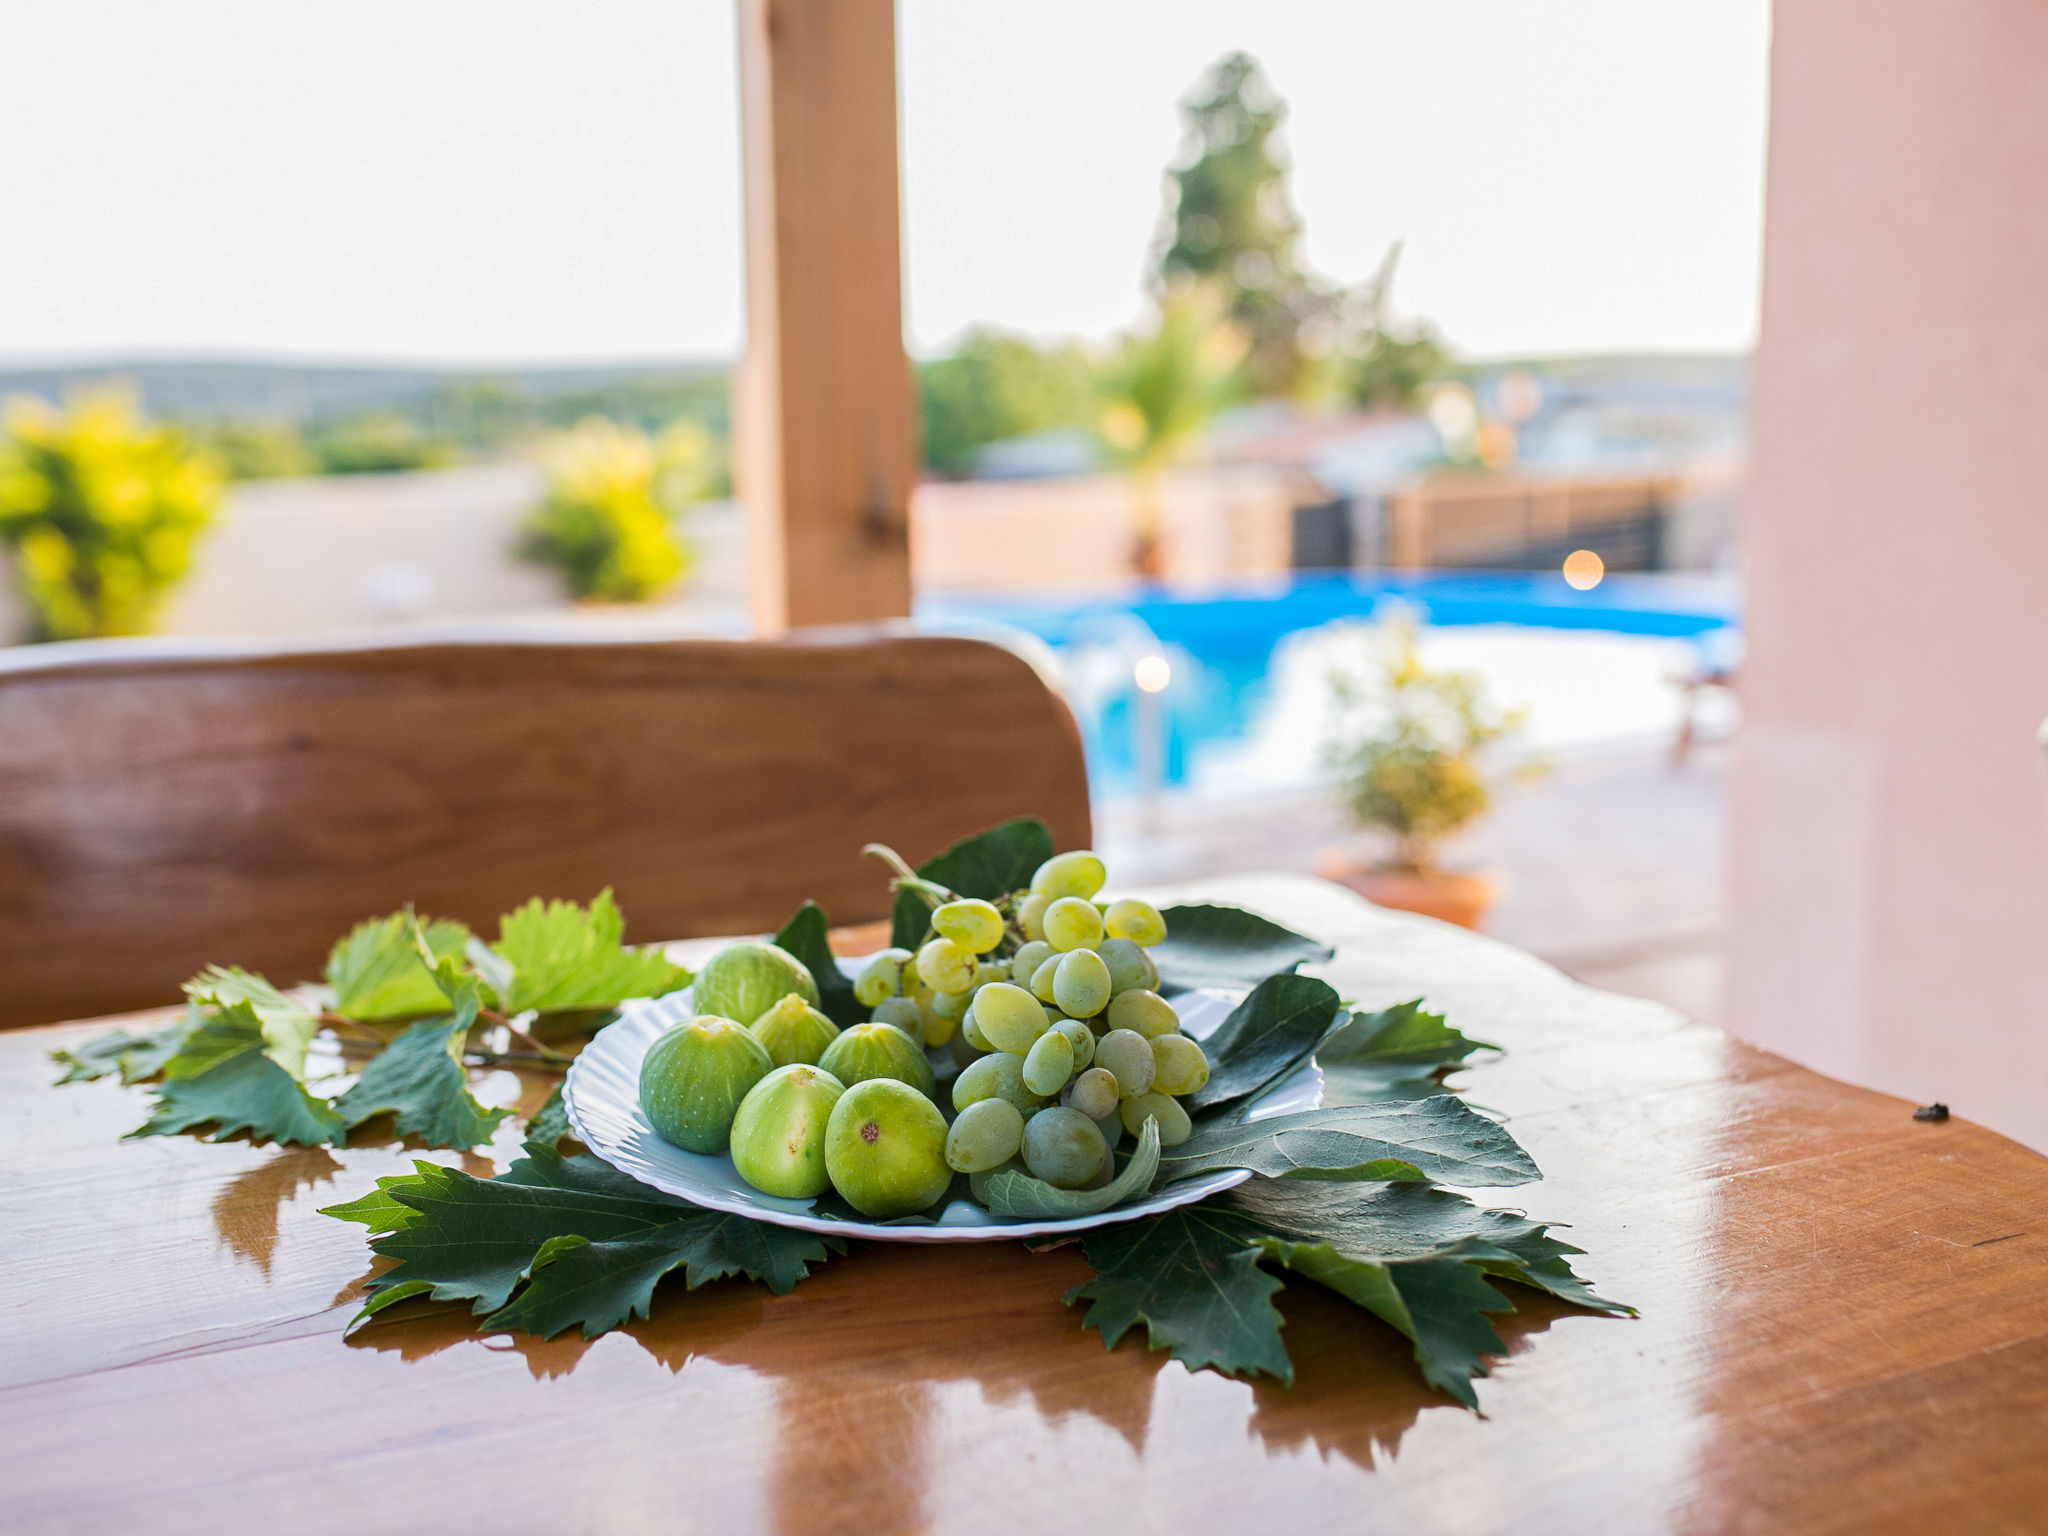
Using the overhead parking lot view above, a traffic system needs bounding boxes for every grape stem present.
[861,843,956,910]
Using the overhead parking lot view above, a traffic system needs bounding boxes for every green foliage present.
[525,1082,574,1152]
[1156,1099,1538,1188]
[1155,53,1323,398]
[1094,284,1246,477]
[1068,1179,1628,1404]
[1182,972,1342,1115]
[326,913,474,1022]
[516,417,697,602]
[0,387,221,641]
[305,411,456,475]
[1150,902,1334,994]
[333,1018,510,1149]
[326,1146,843,1339]
[57,891,687,1152]
[917,329,1095,476]
[1326,616,1525,870]
[184,418,316,480]
[1334,243,1449,411]
[773,901,865,1029]
[888,817,1056,952]
[491,889,691,1015]
[1315,999,1496,1105]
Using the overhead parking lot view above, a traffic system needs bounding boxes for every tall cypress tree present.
[1156,53,1326,398]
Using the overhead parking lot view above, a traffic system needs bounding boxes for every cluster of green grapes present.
[855,850,1207,1195]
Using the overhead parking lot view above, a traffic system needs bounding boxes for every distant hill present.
[0,358,731,429]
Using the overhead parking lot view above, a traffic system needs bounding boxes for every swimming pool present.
[919,571,1740,794]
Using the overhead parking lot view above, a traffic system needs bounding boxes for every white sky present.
[0,1,1770,366]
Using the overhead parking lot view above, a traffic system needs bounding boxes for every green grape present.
[951,1050,1038,1115]
[1107,989,1179,1039]
[1119,1092,1192,1146]
[852,947,911,1008]
[1017,892,1051,942]
[932,987,973,1021]
[1052,948,1112,1019]
[972,959,1010,989]
[916,937,978,994]
[948,1028,986,1068]
[1028,954,1062,1004]
[1042,897,1106,953]
[973,981,1049,1055]
[1053,1017,1095,1071]
[1010,940,1055,986]
[945,1097,1025,1173]
[1097,938,1158,995]
[870,995,925,1044]
[1095,1028,1156,1098]
[1150,1033,1210,1096]
[1067,1065,1119,1121]
[1095,1107,1124,1153]
[961,1007,992,1052]
[1022,1028,1075,1096]
[1021,1105,1107,1188]
[1030,850,1106,901]
[932,898,1004,953]
[1103,898,1168,947]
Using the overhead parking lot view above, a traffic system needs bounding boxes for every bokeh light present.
[1562,549,1605,590]
[1133,653,1172,693]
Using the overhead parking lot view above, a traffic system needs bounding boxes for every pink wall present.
[1729,2,2048,1147]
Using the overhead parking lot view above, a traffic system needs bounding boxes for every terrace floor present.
[1102,737,1728,1026]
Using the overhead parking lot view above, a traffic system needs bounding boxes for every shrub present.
[0,388,221,642]
[1324,616,1523,871]
[516,418,697,602]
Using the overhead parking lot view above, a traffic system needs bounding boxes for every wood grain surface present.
[0,626,1089,1029]
[5,874,2047,1536]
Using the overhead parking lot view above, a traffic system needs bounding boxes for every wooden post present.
[735,0,916,634]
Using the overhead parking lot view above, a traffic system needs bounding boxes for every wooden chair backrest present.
[0,626,1092,1028]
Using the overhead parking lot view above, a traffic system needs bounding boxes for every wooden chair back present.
[0,626,1092,1029]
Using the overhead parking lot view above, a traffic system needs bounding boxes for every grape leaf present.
[889,816,1055,950]
[184,965,321,1080]
[773,901,864,1028]
[491,889,692,1015]
[1063,1203,1294,1380]
[1316,999,1497,1106]
[326,911,473,1021]
[981,1118,1162,1219]
[1068,1179,1629,1405]
[324,1147,839,1336]
[1156,1099,1539,1189]
[131,1042,345,1146]
[51,1025,177,1085]
[524,1082,574,1152]
[1151,903,1334,994]
[332,1018,509,1149]
[1184,972,1343,1116]
[1218,1179,1632,1407]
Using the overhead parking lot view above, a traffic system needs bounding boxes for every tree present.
[916,329,1094,476]
[516,417,696,603]
[0,387,221,641]
[1337,243,1450,411]
[1155,52,1328,399]
[1094,285,1248,577]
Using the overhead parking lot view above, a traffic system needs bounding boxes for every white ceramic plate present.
[563,973,1322,1244]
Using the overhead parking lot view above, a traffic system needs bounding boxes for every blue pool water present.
[919,572,1739,793]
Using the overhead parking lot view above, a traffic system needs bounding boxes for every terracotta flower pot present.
[1313,851,1501,931]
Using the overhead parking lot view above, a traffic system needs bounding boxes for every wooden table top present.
[5,873,2046,1535]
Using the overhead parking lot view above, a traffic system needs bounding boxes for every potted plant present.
[1314,616,1524,929]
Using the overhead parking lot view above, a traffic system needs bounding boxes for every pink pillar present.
[1729,1,2048,1146]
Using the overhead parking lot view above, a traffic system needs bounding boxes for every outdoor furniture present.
[6,871,2043,1534]
[0,626,1090,1030]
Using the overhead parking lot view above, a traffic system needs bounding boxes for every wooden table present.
[5,874,2046,1534]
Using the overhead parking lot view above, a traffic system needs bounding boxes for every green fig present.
[818,1022,936,1099]
[730,1063,846,1198]
[824,1078,952,1218]
[639,1015,773,1154]
[693,941,818,1029]
[750,993,841,1068]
